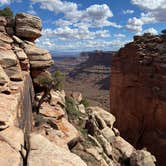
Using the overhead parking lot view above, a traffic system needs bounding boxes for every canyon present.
[52,51,114,110]
[0,12,160,166]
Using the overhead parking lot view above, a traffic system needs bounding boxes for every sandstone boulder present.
[87,107,116,128]
[0,26,6,33]
[30,60,53,69]
[0,49,17,68]
[50,90,66,107]
[0,17,7,26]
[130,150,156,166]
[23,44,53,69]
[0,140,22,166]
[0,65,9,85]
[27,134,87,166]
[14,47,27,60]
[39,102,65,119]
[0,126,24,152]
[24,44,48,55]
[5,64,23,81]
[0,32,13,44]
[15,13,42,41]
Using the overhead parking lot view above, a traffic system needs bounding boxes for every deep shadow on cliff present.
[110,32,166,166]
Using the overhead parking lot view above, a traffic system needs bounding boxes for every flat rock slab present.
[27,134,87,166]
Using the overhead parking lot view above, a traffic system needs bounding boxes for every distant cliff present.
[110,33,166,166]
[80,50,115,67]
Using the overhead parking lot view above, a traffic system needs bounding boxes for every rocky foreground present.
[0,13,156,166]
[110,33,166,165]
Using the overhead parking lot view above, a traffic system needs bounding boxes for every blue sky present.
[0,0,166,52]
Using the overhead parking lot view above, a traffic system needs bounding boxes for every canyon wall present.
[110,34,166,165]
[0,13,53,165]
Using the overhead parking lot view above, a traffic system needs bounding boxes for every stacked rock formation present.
[110,33,166,165]
[0,13,53,165]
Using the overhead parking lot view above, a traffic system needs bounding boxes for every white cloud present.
[131,0,166,10]
[131,0,166,22]
[114,33,126,38]
[143,28,158,35]
[123,9,134,14]
[28,4,37,16]
[36,36,130,52]
[0,0,11,5]
[42,27,110,41]
[126,0,166,32]
[0,0,22,5]
[31,0,124,51]
[126,17,143,32]
[32,0,121,28]
[109,22,122,28]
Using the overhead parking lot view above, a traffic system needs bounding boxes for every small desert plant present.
[52,70,65,91]
[65,96,81,118]
[35,72,53,112]
[0,7,13,17]
[80,97,90,108]
[34,114,47,127]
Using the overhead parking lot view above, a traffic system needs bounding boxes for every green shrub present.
[52,71,65,91]
[0,7,13,17]
[34,114,47,127]
[37,73,53,88]
[80,98,90,108]
[65,96,81,119]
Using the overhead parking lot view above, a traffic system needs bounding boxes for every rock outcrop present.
[32,90,156,166]
[0,12,54,166]
[110,33,166,165]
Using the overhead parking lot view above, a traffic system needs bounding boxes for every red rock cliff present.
[110,33,166,166]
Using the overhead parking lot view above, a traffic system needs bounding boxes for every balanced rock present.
[15,13,42,41]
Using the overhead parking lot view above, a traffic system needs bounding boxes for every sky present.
[0,0,166,52]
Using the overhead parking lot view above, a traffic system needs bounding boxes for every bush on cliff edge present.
[0,7,13,17]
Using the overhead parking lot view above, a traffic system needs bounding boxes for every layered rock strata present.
[110,33,166,165]
[0,12,54,165]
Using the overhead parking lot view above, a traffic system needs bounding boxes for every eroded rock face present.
[110,34,166,165]
[0,12,53,166]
